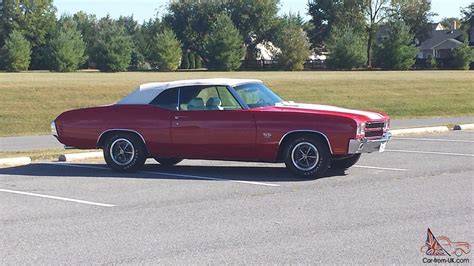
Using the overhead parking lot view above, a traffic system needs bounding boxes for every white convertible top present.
[116,78,263,105]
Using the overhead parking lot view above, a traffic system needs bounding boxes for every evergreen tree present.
[92,17,133,72]
[188,51,195,69]
[2,30,31,71]
[150,28,182,71]
[0,0,56,69]
[181,50,190,69]
[274,16,311,71]
[205,13,245,71]
[194,53,202,69]
[326,26,366,70]
[49,16,87,72]
[374,20,418,70]
[452,41,473,70]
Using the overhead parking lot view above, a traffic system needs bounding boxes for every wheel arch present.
[277,130,333,161]
[97,129,147,149]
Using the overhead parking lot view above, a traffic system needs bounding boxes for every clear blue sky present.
[54,0,472,23]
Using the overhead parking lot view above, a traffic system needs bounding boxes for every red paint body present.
[55,104,389,162]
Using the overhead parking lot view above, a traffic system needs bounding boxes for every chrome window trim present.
[278,130,333,154]
[97,129,146,146]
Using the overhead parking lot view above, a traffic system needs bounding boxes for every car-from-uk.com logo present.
[421,228,471,264]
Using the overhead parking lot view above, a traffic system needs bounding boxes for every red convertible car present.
[52,78,391,178]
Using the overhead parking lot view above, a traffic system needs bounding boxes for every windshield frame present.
[231,83,284,109]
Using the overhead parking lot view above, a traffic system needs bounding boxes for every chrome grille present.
[365,122,385,138]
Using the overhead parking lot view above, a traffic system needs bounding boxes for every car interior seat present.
[206,97,223,110]
[187,98,205,110]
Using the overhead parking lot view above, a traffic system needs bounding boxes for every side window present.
[179,86,242,111]
[149,88,179,110]
[216,86,241,110]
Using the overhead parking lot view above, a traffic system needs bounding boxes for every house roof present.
[419,29,464,49]
[433,38,463,50]
[116,78,263,105]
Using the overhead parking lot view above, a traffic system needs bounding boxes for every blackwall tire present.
[154,157,183,166]
[330,154,361,169]
[104,133,147,172]
[284,136,331,179]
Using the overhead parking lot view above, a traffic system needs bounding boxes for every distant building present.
[417,21,465,60]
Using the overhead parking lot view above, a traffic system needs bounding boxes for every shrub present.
[49,18,87,72]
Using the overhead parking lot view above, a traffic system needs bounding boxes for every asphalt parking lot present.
[1,131,472,264]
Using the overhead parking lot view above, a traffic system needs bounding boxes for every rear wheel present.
[154,157,182,166]
[104,133,147,172]
[330,154,361,169]
[284,136,331,179]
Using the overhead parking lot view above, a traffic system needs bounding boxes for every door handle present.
[174,116,187,120]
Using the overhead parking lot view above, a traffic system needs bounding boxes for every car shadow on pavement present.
[0,163,348,183]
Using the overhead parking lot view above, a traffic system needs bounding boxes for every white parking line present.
[354,165,407,171]
[386,149,474,157]
[0,189,115,207]
[48,163,280,187]
[394,137,474,143]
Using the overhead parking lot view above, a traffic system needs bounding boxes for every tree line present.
[0,0,472,72]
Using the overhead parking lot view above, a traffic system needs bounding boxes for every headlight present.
[357,122,366,136]
[51,121,58,137]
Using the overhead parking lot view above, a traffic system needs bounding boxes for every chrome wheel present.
[291,142,320,171]
[110,138,135,166]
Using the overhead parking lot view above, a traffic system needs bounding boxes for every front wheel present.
[104,133,147,172]
[284,136,331,179]
[154,157,183,166]
[330,154,361,169]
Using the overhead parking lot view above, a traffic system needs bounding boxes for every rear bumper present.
[348,132,392,154]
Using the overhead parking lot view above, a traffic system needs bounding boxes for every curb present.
[59,152,103,162]
[391,126,450,136]
[456,124,474,131]
[0,157,32,168]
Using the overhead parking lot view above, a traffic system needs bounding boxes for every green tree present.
[205,13,245,71]
[163,1,220,60]
[326,26,366,70]
[194,53,202,69]
[307,0,365,49]
[0,0,56,69]
[73,11,98,68]
[2,30,31,71]
[452,41,473,70]
[364,0,390,68]
[48,16,87,72]
[223,0,280,60]
[374,20,418,70]
[460,3,473,30]
[390,0,435,42]
[274,15,311,71]
[92,17,132,72]
[181,50,190,69]
[150,28,182,71]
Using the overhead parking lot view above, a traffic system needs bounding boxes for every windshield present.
[234,83,284,108]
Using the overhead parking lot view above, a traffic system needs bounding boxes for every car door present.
[170,85,257,160]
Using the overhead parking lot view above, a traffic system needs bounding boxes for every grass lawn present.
[0,71,473,136]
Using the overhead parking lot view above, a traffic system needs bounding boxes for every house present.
[417,21,465,60]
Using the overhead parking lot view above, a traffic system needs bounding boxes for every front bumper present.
[348,132,392,154]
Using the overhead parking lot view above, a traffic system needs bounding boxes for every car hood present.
[266,102,387,121]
